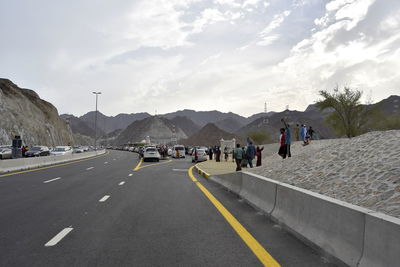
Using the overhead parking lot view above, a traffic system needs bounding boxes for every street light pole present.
[93,92,101,150]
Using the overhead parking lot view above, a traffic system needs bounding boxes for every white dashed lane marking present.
[44,227,73,247]
[104,162,108,164]
[43,177,61,183]
[119,181,125,186]
[86,167,94,170]
[128,174,133,177]
[99,195,110,202]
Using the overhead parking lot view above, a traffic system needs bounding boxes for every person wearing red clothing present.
[278,128,287,159]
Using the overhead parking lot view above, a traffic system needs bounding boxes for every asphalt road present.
[0,150,339,266]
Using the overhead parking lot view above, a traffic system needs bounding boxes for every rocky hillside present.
[60,114,105,138]
[0,79,74,146]
[114,116,187,145]
[215,117,245,133]
[79,111,151,133]
[181,123,245,146]
[170,116,201,137]
[162,109,249,126]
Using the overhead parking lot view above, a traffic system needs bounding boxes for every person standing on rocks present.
[246,142,256,168]
[256,146,264,166]
[233,144,243,171]
[278,128,287,159]
[281,119,292,157]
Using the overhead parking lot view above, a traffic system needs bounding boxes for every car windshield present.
[146,148,156,152]
[30,147,42,151]
[196,149,205,153]
[175,147,184,151]
[54,147,66,151]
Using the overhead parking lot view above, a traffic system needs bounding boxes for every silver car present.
[0,147,12,159]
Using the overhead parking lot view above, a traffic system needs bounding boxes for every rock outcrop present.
[114,116,187,145]
[0,79,74,146]
[181,123,245,146]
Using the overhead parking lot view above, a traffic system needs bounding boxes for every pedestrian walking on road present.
[246,142,256,168]
[233,144,243,171]
[241,147,248,167]
[224,147,228,161]
[256,146,264,167]
[216,147,221,162]
[209,146,213,160]
[278,128,287,159]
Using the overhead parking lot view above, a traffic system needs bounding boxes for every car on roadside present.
[191,148,208,163]
[73,146,85,153]
[0,147,12,159]
[50,146,73,156]
[143,147,160,162]
[25,146,50,157]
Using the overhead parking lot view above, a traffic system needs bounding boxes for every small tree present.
[316,86,381,138]
[248,131,271,145]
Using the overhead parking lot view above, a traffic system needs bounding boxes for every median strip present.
[187,166,280,267]
[44,227,73,247]
[43,177,61,183]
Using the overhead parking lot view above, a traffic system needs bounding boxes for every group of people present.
[233,142,264,171]
[279,119,316,159]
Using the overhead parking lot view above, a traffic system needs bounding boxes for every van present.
[172,145,185,158]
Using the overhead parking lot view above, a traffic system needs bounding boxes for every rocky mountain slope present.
[180,123,245,146]
[60,114,105,138]
[0,79,74,146]
[114,116,187,145]
[79,111,151,134]
[170,116,201,137]
[162,109,249,126]
[215,117,245,133]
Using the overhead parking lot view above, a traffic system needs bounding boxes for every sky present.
[1,0,399,117]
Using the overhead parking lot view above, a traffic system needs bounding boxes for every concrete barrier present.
[0,150,106,173]
[240,172,278,214]
[358,212,400,267]
[209,172,242,195]
[197,167,400,267]
[271,183,366,267]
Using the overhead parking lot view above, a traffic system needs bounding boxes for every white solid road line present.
[128,174,133,176]
[44,227,73,247]
[104,161,108,164]
[86,167,94,170]
[99,195,110,202]
[119,181,125,186]
[43,177,61,183]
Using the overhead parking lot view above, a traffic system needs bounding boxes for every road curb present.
[194,164,210,179]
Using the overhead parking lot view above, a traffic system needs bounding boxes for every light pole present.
[93,91,101,150]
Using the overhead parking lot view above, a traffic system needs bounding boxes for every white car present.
[172,145,185,158]
[191,149,208,163]
[143,147,160,162]
[73,146,85,153]
[51,146,73,156]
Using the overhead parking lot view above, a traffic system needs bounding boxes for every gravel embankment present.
[248,130,400,218]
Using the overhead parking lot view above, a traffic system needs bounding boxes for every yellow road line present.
[134,159,172,171]
[0,152,109,178]
[133,158,143,171]
[188,166,281,267]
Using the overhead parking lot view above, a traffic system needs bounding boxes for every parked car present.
[73,146,85,153]
[143,147,160,162]
[0,147,12,159]
[191,148,208,163]
[50,146,73,156]
[25,146,50,157]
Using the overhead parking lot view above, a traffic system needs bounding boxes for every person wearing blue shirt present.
[281,119,292,157]
[246,141,256,168]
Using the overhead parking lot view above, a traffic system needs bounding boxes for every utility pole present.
[93,91,101,150]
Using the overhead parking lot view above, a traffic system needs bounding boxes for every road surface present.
[0,150,339,266]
